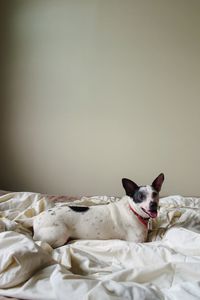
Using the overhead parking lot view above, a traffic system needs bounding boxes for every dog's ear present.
[152,173,164,192]
[122,178,139,196]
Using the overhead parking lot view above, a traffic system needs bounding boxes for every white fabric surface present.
[0,192,200,299]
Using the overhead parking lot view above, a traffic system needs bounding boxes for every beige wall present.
[1,0,200,196]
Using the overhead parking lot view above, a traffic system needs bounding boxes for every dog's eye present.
[138,193,145,201]
[152,192,158,198]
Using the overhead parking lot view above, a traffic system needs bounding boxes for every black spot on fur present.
[53,223,59,226]
[69,206,89,213]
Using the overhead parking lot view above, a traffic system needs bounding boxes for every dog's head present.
[122,173,164,218]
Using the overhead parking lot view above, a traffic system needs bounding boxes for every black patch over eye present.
[133,191,146,203]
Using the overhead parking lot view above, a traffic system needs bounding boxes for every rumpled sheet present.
[1,192,200,300]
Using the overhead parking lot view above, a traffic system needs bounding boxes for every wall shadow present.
[0,1,15,190]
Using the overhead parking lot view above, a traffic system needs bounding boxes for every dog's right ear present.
[122,178,139,196]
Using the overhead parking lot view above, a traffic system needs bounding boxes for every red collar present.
[129,205,149,228]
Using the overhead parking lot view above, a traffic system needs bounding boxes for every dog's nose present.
[150,201,157,211]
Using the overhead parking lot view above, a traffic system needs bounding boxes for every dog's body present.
[33,174,164,248]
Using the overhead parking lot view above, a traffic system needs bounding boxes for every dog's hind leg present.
[33,225,70,248]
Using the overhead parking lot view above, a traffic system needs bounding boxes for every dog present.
[33,173,164,248]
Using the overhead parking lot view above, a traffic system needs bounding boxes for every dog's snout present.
[150,201,157,211]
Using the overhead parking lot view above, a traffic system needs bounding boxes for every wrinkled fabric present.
[0,192,200,299]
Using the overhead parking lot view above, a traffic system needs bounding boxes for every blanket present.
[0,192,200,300]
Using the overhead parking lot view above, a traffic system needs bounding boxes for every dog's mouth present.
[142,208,158,218]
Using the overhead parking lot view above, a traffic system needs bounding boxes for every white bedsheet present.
[0,192,200,300]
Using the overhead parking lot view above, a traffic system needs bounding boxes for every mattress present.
[1,191,200,300]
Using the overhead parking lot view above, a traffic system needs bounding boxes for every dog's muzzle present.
[147,201,158,218]
[149,201,158,211]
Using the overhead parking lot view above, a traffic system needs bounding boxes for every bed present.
[0,190,200,300]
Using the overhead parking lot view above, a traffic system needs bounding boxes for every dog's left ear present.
[122,178,139,196]
[152,173,164,192]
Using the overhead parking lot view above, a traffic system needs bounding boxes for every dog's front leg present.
[125,230,147,243]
